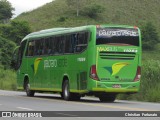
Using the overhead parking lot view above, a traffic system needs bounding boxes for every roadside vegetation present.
[118,51,160,102]
[0,65,16,90]
[0,0,160,102]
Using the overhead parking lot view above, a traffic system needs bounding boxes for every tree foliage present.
[0,20,31,45]
[0,0,14,22]
[142,22,160,50]
[65,0,104,18]
[0,36,16,69]
[81,3,104,18]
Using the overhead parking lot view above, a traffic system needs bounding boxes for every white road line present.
[17,107,33,111]
[0,104,2,105]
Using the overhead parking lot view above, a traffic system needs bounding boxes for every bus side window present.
[39,39,44,55]
[44,38,50,55]
[26,41,35,56]
[71,34,77,53]
[75,32,88,53]
[54,36,64,55]
[59,36,64,54]
[54,37,59,55]
[64,35,73,54]
[34,40,41,56]
[51,37,55,55]
[48,37,52,54]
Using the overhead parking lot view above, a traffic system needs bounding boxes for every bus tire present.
[25,81,35,97]
[62,80,71,101]
[99,94,116,102]
[62,80,81,101]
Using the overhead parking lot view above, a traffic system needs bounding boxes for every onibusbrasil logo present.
[104,62,129,76]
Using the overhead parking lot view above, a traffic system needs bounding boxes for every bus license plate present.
[113,84,121,88]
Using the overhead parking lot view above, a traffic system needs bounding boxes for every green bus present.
[14,25,141,102]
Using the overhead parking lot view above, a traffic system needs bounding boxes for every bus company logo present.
[32,58,42,75]
[97,46,118,52]
[104,62,129,76]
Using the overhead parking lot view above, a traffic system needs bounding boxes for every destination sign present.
[97,28,138,37]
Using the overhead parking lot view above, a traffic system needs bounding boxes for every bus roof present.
[22,24,138,42]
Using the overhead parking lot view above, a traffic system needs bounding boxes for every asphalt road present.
[0,90,159,120]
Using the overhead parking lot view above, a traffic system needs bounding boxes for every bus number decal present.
[124,49,138,53]
[77,58,86,62]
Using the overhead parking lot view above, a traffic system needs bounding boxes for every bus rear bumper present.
[91,81,140,93]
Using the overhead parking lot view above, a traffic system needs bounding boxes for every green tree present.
[142,22,160,50]
[0,0,14,23]
[0,20,31,44]
[66,0,83,16]
[81,3,104,18]
[9,20,31,44]
[0,36,16,69]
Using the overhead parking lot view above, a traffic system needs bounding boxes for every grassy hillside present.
[16,0,160,33]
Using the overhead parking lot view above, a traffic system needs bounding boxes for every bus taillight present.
[134,66,141,82]
[90,65,99,80]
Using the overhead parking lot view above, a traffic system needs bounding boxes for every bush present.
[0,68,16,90]
[141,22,160,50]
[118,59,160,102]
[0,36,16,69]
[81,3,104,18]
[0,20,31,45]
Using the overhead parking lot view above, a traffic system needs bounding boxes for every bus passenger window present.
[39,39,44,55]
[27,41,35,56]
[35,40,41,56]
[75,32,88,53]
[50,37,55,55]
[71,34,77,53]
[54,36,64,55]
[59,36,64,54]
[48,37,52,54]
[44,38,50,55]
[54,37,59,55]
[64,35,73,54]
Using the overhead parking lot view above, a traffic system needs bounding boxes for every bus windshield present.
[96,28,139,46]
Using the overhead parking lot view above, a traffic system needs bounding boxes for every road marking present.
[0,94,14,96]
[15,95,158,111]
[0,104,2,105]
[17,107,33,111]
[73,102,151,111]
[3,92,156,111]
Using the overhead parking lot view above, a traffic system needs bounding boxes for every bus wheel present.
[63,80,71,101]
[98,94,116,102]
[25,81,35,97]
[62,80,81,101]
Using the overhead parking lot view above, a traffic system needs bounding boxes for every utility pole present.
[76,0,79,17]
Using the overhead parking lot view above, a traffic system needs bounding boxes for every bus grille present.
[99,51,136,60]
